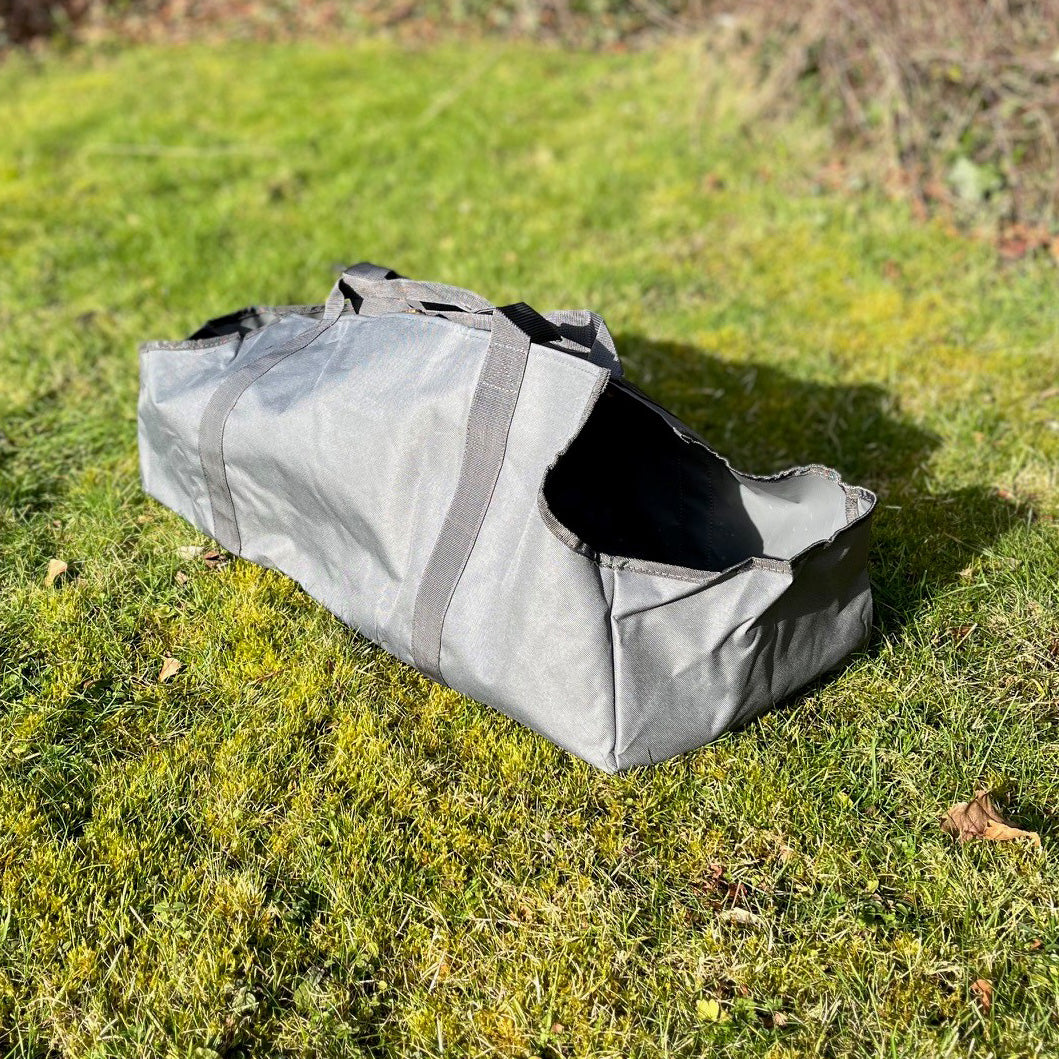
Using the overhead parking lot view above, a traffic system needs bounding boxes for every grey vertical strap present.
[198,282,347,554]
[410,307,535,681]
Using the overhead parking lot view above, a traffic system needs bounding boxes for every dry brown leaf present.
[940,790,1041,848]
[718,907,767,928]
[44,558,68,587]
[158,656,183,682]
[971,978,993,1013]
[175,570,189,586]
[202,549,228,569]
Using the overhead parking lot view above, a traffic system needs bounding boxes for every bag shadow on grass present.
[615,333,1026,637]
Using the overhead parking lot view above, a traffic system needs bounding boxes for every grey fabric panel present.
[139,337,243,534]
[737,471,851,555]
[607,564,790,767]
[606,514,873,770]
[219,313,491,661]
[139,315,320,530]
[410,310,532,680]
[197,284,345,553]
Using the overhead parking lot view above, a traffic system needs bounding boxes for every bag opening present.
[188,304,328,341]
[540,381,857,575]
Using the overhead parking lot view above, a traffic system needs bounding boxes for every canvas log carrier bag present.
[138,263,877,772]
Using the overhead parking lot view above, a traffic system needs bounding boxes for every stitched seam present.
[602,564,620,771]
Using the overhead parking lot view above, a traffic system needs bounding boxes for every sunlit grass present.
[1,38,1057,1059]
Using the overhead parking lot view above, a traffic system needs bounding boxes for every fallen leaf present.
[719,907,767,928]
[175,570,189,586]
[177,545,202,559]
[158,656,183,682]
[202,549,228,569]
[997,222,1052,261]
[971,977,993,1013]
[44,558,68,587]
[940,790,1040,848]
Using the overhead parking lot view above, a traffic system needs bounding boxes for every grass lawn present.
[1,36,1058,1059]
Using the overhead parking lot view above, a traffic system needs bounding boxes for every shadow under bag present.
[138,263,877,771]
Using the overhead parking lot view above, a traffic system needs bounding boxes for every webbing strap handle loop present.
[339,262,494,315]
[339,262,622,376]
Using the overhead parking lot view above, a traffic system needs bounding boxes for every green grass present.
[1,37,1058,1059]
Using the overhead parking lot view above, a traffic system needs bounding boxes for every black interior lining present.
[541,382,850,573]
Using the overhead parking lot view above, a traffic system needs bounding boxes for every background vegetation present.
[4,1,1059,232]
[1,13,1058,1059]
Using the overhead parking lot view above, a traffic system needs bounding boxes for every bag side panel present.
[438,352,618,772]
[735,518,872,730]
[139,338,242,535]
[219,313,490,660]
[608,564,792,768]
[610,516,873,770]
[138,314,342,539]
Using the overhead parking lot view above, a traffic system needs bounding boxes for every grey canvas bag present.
[138,263,876,772]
